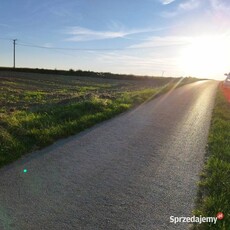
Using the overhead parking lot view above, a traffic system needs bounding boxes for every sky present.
[1,0,230,80]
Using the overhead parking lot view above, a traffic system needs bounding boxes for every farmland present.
[0,69,197,167]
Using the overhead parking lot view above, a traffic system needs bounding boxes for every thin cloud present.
[209,0,230,11]
[66,27,128,41]
[43,43,53,48]
[0,23,11,28]
[160,0,176,5]
[179,0,200,10]
[96,52,179,75]
[65,26,159,42]
[128,36,191,49]
[161,0,200,17]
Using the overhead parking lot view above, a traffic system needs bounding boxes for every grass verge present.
[0,71,198,168]
[193,85,230,229]
[0,87,162,168]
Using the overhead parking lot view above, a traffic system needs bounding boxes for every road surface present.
[0,80,218,230]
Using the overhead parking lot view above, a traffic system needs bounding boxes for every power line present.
[0,38,188,69]
[16,43,125,51]
[1,37,189,52]
[16,41,189,51]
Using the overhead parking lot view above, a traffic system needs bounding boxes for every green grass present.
[0,71,198,168]
[0,72,163,167]
[193,86,230,230]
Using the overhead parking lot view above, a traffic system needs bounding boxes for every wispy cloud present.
[209,0,230,11]
[207,0,230,30]
[161,0,200,18]
[0,23,11,28]
[43,43,53,48]
[50,7,73,18]
[160,0,176,5]
[96,52,179,75]
[179,0,200,10]
[65,26,157,42]
[128,36,191,49]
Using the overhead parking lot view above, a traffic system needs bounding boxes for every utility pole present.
[13,39,17,68]
[161,71,165,77]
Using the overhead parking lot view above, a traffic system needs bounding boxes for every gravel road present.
[0,80,218,230]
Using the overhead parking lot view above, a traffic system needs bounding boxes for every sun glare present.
[179,35,230,78]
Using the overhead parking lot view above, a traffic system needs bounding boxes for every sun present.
[179,35,230,78]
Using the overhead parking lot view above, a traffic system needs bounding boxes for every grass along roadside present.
[193,85,230,229]
[0,72,198,168]
[0,78,162,168]
[0,90,146,162]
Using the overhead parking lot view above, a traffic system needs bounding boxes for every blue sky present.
[1,0,230,79]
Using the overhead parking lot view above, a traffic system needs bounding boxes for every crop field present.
[0,70,197,167]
